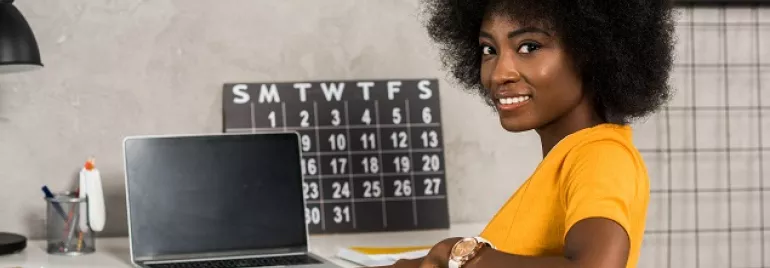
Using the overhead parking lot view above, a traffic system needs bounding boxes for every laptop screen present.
[124,133,308,261]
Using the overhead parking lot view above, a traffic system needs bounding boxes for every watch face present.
[451,238,478,258]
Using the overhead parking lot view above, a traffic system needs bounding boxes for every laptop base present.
[138,252,339,268]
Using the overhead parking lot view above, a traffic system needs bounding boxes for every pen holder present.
[44,192,95,255]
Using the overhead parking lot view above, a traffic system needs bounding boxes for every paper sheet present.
[336,246,432,267]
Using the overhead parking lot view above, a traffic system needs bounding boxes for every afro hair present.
[422,0,677,124]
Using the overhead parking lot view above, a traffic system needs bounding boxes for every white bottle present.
[79,158,106,232]
[78,165,89,232]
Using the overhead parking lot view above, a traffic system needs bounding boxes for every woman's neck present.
[536,98,605,157]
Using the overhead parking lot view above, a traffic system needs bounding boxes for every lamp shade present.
[0,0,42,73]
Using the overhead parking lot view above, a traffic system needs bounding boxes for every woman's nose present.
[491,55,522,87]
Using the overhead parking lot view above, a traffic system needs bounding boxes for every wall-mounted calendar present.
[222,79,450,234]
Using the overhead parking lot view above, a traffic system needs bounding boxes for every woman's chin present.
[499,117,536,133]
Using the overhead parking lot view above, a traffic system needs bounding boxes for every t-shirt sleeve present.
[561,140,639,240]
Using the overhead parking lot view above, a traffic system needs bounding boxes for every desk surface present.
[0,222,486,268]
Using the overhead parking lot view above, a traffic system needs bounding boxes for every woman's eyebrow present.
[478,26,551,40]
[479,30,493,40]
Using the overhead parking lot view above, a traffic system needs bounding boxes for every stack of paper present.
[336,246,432,267]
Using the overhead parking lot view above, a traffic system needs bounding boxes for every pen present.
[41,185,68,220]
[66,211,79,249]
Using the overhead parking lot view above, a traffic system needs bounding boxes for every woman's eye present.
[481,45,496,55]
[518,43,540,54]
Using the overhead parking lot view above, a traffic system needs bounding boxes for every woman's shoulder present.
[560,123,646,176]
[565,123,639,155]
[555,124,650,202]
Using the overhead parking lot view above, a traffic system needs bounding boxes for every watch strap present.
[474,236,495,249]
[448,259,461,268]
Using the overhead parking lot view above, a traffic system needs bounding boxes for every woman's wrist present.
[426,237,463,267]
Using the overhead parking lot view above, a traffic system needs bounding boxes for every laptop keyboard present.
[146,255,323,268]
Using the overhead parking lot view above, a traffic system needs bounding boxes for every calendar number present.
[394,179,412,197]
[300,110,310,127]
[332,181,351,199]
[360,133,376,150]
[301,158,318,175]
[363,180,382,198]
[392,108,402,124]
[421,154,441,171]
[423,178,442,195]
[422,107,432,124]
[361,157,380,174]
[303,181,320,200]
[420,130,439,148]
[390,131,408,148]
[330,157,348,175]
[305,207,321,225]
[268,111,276,128]
[301,134,312,152]
[393,156,410,173]
[361,109,372,125]
[333,205,351,223]
[328,133,347,151]
[331,109,341,126]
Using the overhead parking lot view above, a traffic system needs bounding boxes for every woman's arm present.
[463,217,630,268]
[384,217,629,268]
[387,141,639,268]
[388,217,628,268]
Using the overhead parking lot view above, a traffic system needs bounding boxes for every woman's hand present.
[421,237,462,268]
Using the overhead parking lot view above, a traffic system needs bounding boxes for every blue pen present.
[42,186,68,220]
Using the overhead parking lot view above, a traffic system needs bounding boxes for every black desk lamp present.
[0,0,42,256]
[0,0,42,73]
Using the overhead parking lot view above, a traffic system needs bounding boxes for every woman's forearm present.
[466,247,575,268]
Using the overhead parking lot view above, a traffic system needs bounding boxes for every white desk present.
[0,222,486,268]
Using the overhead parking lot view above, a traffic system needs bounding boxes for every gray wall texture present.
[1,1,769,267]
[0,0,541,239]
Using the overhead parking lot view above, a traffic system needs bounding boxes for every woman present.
[385,0,675,268]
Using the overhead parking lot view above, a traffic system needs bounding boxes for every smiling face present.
[479,14,588,133]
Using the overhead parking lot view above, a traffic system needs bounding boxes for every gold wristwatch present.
[447,236,495,268]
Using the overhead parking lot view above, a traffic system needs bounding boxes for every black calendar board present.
[222,79,450,234]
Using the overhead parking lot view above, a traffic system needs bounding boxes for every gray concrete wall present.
[0,0,539,239]
[0,1,768,267]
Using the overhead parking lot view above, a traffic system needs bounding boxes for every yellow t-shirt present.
[479,123,649,268]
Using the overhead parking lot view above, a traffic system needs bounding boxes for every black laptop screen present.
[124,133,308,260]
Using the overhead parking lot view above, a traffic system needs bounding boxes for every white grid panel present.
[632,5,770,268]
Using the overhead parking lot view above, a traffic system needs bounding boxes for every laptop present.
[123,132,341,268]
